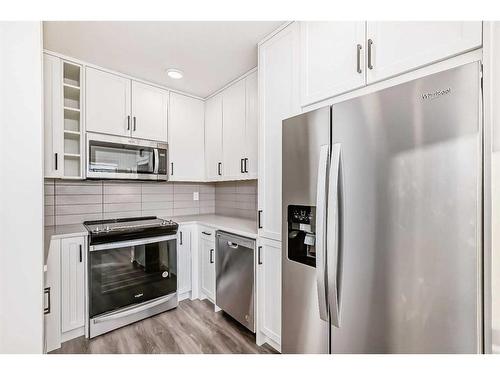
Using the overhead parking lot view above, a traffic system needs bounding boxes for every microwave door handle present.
[327,143,343,328]
[153,149,159,174]
[315,144,329,323]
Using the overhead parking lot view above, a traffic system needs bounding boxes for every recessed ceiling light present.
[166,69,183,79]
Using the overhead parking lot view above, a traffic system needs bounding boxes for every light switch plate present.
[193,192,199,201]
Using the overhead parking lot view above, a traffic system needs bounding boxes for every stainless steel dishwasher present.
[216,231,255,332]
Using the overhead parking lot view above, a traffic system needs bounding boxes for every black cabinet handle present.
[202,231,211,236]
[180,231,183,245]
[258,246,263,265]
[44,287,51,315]
[244,158,248,173]
[133,116,137,131]
[127,115,131,130]
[240,158,244,173]
[79,244,82,263]
[218,162,222,176]
[258,210,262,229]
[55,153,58,171]
[210,249,214,264]
[171,162,174,175]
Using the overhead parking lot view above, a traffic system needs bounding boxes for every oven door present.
[86,132,168,180]
[89,235,177,318]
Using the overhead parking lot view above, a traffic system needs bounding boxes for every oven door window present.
[89,239,177,317]
[89,140,155,174]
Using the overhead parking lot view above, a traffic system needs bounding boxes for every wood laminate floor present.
[51,299,277,354]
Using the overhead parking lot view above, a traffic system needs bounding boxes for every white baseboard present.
[61,326,84,343]
[178,291,192,302]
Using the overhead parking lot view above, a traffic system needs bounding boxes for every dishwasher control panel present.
[287,205,316,267]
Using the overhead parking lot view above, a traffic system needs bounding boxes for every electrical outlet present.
[193,192,199,201]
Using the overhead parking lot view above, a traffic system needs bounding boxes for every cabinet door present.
[85,67,131,137]
[244,71,258,178]
[177,227,192,296]
[61,236,85,333]
[205,94,224,180]
[44,238,61,352]
[258,22,301,241]
[43,54,64,178]
[131,81,168,142]
[300,21,366,106]
[200,238,215,301]
[222,79,246,180]
[257,238,282,347]
[168,92,205,181]
[366,21,482,83]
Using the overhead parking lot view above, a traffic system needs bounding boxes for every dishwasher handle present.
[227,241,239,249]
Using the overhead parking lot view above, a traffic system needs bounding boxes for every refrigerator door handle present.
[327,143,343,328]
[315,144,329,322]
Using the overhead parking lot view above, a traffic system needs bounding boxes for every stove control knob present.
[94,227,100,233]
[105,225,110,232]
[161,220,168,226]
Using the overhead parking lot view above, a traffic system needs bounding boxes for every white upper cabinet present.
[205,71,258,181]
[366,21,482,83]
[258,22,300,241]
[205,93,224,181]
[44,54,64,178]
[168,92,205,181]
[131,81,168,142]
[85,67,131,137]
[300,21,366,106]
[244,71,258,178]
[222,79,247,180]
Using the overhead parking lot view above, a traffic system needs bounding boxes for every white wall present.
[0,22,44,353]
[485,21,500,354]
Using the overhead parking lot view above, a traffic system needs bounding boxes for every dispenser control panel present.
[287,205,316,267]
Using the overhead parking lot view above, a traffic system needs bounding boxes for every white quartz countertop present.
[169,214,258,239]
[44,215,257,265]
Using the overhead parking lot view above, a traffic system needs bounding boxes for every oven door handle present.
[90,234,178,252]
[92,294,176,324]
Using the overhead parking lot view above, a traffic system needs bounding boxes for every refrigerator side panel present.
[282,107,330,354]
[329,62,482,353]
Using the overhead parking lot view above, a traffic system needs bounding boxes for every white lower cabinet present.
[200,228,216,302]
[177,225,192,298]
[44,234,86,353]
[44,238,61,352]
[256,237,282,352]
[61,236,86,334]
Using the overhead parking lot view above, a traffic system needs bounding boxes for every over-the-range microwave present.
[86,132,168,181]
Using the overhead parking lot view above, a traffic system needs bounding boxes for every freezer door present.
[329,62,482,353]
[282,107,330,354]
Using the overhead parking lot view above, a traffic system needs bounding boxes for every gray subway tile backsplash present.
[44,179,257,226]
[45,180,216,226]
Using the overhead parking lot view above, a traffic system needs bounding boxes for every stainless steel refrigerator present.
[282,61,483,354]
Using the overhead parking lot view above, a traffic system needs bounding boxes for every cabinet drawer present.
[200,227,215,242]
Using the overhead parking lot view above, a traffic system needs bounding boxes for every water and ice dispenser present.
[287,205,316,267]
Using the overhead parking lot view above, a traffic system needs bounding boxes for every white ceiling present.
[43,21,283,98]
